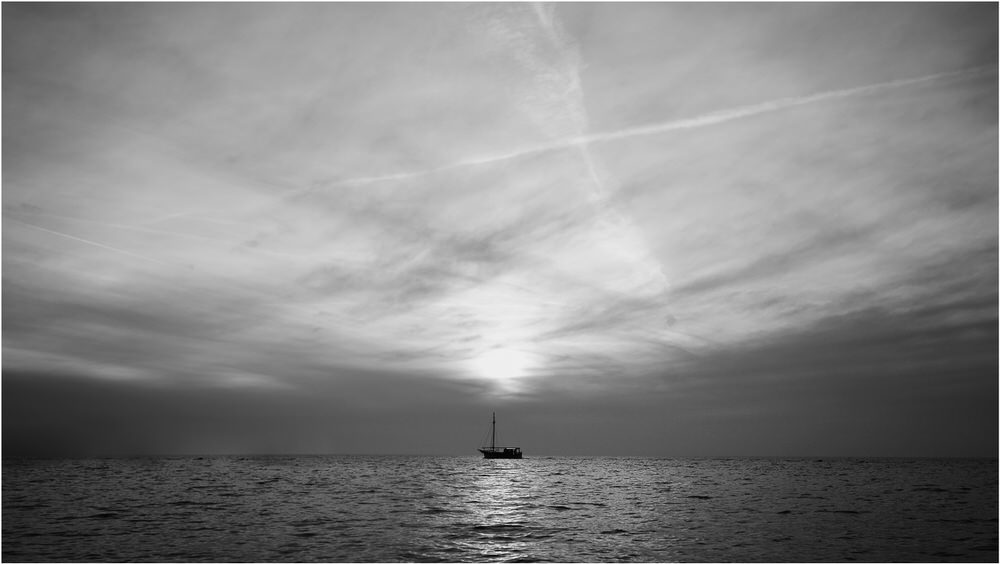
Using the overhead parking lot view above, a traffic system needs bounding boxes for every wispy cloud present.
[2,3,996,454]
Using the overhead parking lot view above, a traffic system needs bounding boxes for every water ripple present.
[3,456,997,562]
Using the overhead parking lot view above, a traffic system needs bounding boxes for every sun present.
[472,348,528,385]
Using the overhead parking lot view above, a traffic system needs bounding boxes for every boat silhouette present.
[478,412,522,459]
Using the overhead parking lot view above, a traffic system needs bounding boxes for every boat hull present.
[479,448,522,459]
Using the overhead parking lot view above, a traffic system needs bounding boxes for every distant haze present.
[3,3,997,457]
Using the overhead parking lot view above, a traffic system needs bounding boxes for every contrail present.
[15,210,320,261]
[526,2,608,201]
[9,218,169,266]
[573,65,995,145]
[280,139,570,201]
[8,217,352,326]
[307,64,993,191]
[328,142,568,186]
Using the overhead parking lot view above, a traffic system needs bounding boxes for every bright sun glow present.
[472,348,528,385]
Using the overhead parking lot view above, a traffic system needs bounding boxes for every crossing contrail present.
[308,64,993,192]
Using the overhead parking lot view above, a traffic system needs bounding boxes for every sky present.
[2,3,997,457]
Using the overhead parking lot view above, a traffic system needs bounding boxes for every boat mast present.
[492,412,496,451]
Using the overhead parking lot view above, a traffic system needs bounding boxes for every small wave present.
[8,502,49,510]
[422,506,467,515]
[972,544,999,551]
[167,500,213,507]
[289,518,328,527]
[472,523,526,532]
[927,551,965,559]
[686,495,712,499]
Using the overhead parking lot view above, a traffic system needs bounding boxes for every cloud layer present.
[3,3,996,455]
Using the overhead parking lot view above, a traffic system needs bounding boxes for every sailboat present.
[478,412,522,459]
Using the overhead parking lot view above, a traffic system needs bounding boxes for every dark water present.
[3,456,996,562]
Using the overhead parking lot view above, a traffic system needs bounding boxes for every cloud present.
[2,3,996,455]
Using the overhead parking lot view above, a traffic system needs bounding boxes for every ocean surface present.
[3,456,996,562]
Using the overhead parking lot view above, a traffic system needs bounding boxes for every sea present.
[2,456,997,562]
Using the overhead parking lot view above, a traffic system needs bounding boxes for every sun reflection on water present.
[462,461,537,560]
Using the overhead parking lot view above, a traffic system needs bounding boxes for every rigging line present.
[483,424,490,448]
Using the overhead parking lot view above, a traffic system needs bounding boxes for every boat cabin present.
[478,446,522,459]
